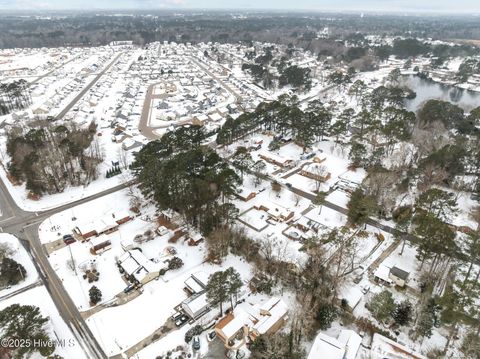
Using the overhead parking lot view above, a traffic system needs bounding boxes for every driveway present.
[204,337,226,359]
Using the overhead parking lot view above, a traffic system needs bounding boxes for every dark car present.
[63,234,73,240]
[207,330,216,342]
[123,285,135,294]
[64,238,76,245]
[175,315,189,327]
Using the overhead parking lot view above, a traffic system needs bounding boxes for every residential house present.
[370,333,427,359]
[184,271,209,295]
[389,266,410,288]
[308,330,361,359]
[117,249,160,285]
[258,152,294,168]
[299,163,331,182]
[181,292,209,319]
[235,187,256,202]
[215,297,289,348]
[74,216,119,241]
[91,240,112,255]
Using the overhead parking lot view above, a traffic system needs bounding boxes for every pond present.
[400,75,480,113]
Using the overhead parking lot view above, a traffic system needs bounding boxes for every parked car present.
[175,315,189,327]
[171,312,183,321]
[64,238,76,245]
[361,285,370,294]
[123,285,135,294]
[207,330,216,342]
[192,336,201,350]
[63,234,73,240]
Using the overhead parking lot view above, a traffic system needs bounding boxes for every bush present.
[184,325,203,343]
[316,302,337,330]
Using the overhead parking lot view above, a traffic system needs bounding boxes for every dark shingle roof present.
[390,266,409,280]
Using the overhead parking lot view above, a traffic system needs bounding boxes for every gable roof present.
[390,266,409,280]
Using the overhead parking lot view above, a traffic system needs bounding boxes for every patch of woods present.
[217,96,332,151]
[0,242,26,288]
[242,61,311,91]
[6,120,103,196]
[131,125,240,236]
[202,224,370,358]
[0,80,32,116]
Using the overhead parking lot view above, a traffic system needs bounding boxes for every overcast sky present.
[0,0,479,13]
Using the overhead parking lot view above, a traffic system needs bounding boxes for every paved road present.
[0,178,134,358]
[56,51,124,119]
[30,55,82,86]
[138,82,193,140]
[0,50,133,358]
[0,172,132,358]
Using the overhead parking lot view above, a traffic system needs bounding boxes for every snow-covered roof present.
[182,292,208,317]
[221,309,249,340]
[208,112,223,121]
[308,332,345,359]
[118,249,157,282]
[185,277,204,294]
[258,151,293,165]
[374,264,394,284]
[371,333,427,359]
[339,286,363,309]
[253,298,288,335]
[337,330,362,359]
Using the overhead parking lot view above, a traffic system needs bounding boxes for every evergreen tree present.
[225,267,243,310]
[0,304,54,358]
[0,257,26,285]
[206,271,229,315]
[347,188,378,225]
[392,300,413,326]
[316,302,337,330]
[89,285,102,305]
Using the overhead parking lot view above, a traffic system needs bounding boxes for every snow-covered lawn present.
[87,255,253,357]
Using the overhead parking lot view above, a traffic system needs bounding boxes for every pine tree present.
[0,257,26,285]
[0,304,53,358]
[206,271,229,315]
[316,302,337,330]
[392,300,412,326]
[225,267,243,310]
[89,285,102,305]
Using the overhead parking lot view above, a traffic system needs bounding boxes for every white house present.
[308,330,361,359]
[182,292,209,319]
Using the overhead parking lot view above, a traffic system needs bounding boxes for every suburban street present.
[56,51,124,119]
[0,177,134,359]
[0,50,132,359]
